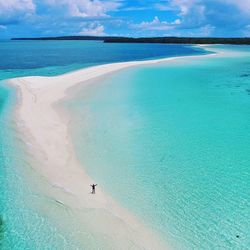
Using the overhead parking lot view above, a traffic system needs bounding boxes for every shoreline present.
[8,48,219,248]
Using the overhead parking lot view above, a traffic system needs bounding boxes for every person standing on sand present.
[90,184,97,194]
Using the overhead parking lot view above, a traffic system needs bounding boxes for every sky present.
[0,0,250,38]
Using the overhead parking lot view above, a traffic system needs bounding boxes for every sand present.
[8,50,219,249]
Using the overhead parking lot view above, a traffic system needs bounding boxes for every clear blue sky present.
[0,0,250,38]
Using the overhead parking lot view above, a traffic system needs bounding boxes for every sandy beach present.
[8,51,218,249]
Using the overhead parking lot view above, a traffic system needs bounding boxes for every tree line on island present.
[11,36,250,45]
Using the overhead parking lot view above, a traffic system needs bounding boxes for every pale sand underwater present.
[8,47,224,249]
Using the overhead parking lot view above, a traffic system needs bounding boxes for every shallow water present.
[0,41,204,249]
[66,45,250,249]
[0,84,80,249]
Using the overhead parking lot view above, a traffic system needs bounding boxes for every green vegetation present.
[104,37,250,45]
[11,36,124,41]
[11,36,250,44]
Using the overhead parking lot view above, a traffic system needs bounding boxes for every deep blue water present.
[0,40,206,80]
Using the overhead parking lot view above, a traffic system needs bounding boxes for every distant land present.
[11,36,250,45]
[104,37,250,45]
[11,36,123,41]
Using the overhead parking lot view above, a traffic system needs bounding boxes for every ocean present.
[0,40,205,249]
[0,40,205,80]
[65,45,250,249]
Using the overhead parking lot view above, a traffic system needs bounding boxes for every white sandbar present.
[9,49,219,249]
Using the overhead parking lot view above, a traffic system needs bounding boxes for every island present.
[11,36,250,44]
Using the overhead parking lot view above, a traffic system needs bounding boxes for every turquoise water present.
[66,46,250,249]
[0,41,204,249]
[0,84,83,249]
